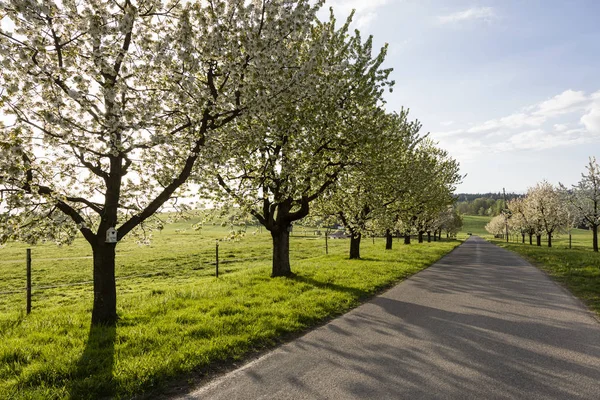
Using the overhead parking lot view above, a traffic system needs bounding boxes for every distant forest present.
[455,193,523,216]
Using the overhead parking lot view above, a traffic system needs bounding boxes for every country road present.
[177,236,600,400]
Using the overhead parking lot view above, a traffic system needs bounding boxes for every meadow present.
[0,221,460,399]
[457,215,492,238]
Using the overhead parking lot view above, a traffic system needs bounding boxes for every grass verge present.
[0,234,459,399]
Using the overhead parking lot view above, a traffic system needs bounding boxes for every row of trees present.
[485,157,600,251]
[0,1,460,326]
[308,112,462,259]
[455,197,507,217]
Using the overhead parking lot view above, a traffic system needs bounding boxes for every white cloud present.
[431,89,600,161]
[581,104,600,134]
[498,128,592,152]
[437,7,496,25]
[554,124,569,132]
[467,112,545,133]
[503,129,561,151]
[465,89,594,135]
[430,129,464,139]
[580,90,600,134]
[436,137,486,162]
[440,120,455,126]
[532,90,588,117]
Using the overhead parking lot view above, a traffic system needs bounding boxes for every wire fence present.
[0,233,349,313]
[0,272,159,295]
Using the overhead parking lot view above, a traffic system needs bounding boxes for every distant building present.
[328,231,350,239]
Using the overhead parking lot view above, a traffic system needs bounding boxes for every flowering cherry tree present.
[507,197,535,244]
[203,11,393,276]
[436,206,462,239]
[561,157,600,251]
[485,215,505,237]
[525,181,567,247]
[317,130,460,259]
[312,110,422,259]
[393,141,461,244]
[0,0,329,325]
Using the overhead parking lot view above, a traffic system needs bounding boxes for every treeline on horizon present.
[455,193,523,217]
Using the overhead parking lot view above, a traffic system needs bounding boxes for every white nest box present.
[106,227,118,243]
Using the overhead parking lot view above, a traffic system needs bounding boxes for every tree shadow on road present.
[287,296,600,399]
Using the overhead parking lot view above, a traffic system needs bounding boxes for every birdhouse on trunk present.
[106,227,118,243]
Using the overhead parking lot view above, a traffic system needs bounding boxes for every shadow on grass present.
[354,257,386,262]
[68,324,116,400]
[290,274,371,299]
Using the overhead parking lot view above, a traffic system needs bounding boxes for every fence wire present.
[0,272,158,295]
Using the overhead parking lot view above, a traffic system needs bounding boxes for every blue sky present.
[324,0,600,193]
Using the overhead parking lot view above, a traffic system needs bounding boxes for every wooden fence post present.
[26,249,32,314]
[569,233,572,249]
[215,241,219,278]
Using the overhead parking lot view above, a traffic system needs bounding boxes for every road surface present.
[177,236,600,399]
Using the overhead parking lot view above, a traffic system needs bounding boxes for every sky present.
[323,0,600,193]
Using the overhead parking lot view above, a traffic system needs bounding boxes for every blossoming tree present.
[202,11,393,276]
[561,157,600,251]
[0,0,329,325]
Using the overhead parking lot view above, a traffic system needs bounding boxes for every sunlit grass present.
[0,223,459,399]
[458,215,492,239]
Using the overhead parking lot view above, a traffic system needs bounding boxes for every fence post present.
[215,241,219,278]
[26,249,32,314]
[569,233,572,249]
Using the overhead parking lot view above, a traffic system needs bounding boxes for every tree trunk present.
[404,233,411,245]
[271,228,292,277]
[529,233,533,245]
[547,232,552,247]
[418,231,424,243]
[593,225,598,252]
[427,231,431,243]
[536,234,541,247]
[350,233,361,259]
[91,244,118,326]
[385,229,393,250]
[522,233,525,244]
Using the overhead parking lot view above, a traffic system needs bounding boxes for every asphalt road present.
[178,236,600,400]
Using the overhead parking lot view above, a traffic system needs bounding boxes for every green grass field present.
[458,215,596,250]
[458,215,491,238]
[0,222,460,399]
